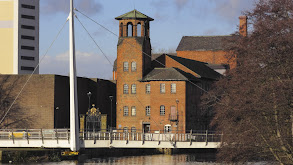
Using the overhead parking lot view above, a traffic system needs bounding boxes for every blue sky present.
[39,0,256,79]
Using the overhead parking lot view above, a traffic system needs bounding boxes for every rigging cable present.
[0,19,69,125]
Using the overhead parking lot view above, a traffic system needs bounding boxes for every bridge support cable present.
[74,9,221,103]
[75,9,176,130]
[0,19,69,126]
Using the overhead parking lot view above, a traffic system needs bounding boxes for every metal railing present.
[0,129,222,143]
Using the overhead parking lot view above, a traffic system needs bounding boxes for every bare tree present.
[0,75,32,129]
[203,0,293,164]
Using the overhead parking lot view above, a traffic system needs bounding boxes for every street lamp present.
[109,96,113,129]
[87,92,92,110]
[176,99,179,134]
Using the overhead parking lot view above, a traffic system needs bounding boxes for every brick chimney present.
[239,16,247,37]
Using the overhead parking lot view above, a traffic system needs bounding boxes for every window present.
[21,25,35,30]
[123,127,128,132]
[21,56,35,61]
[171,83,176,93]
[131,62,136,71]
[21,14,35,20]
[123,106,129,116]
[160,83,165,93]
[21,66,34,71]
[160,105,165,115]
[137,23,141,37]
[145,106,151,116]
[131,127,136,133]
[21,4,35,9]
[123,62,129,71]
[131,106,136,116]
[146,84,151,94]
[164,125,172,133]
[21,46,35,50]
[127,22,133,37]
[21,35,35,40]
[131,84,136,94]
[123,84,129,94]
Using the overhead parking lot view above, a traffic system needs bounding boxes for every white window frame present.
[131,84,136,94]
[123,62,129,71]
[171,83,176,93]
[123,84,129,94]
[164,124,172,133]
[131,106,136,116]
[131,62,136,72]
[160,105,165,116]
[145,106,151,116]
[160,83,165,93]
[146,84,151,94]
[123,106,129,116]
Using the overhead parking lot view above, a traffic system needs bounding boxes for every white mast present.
[69,0,79,151]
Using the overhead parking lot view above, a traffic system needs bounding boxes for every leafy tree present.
[0,76,32,128]
[204,0,293,164]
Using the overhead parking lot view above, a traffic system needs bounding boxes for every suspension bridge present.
[0,129,221,149]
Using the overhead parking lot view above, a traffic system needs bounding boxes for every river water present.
[3,154,272,165]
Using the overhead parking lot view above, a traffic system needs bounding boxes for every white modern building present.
[0,0,39,74]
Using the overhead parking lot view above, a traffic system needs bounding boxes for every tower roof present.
[115,9,154,21]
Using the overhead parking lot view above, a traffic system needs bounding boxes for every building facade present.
[115,10,221,133]
[0,75,116,129]
[0,0,39,74]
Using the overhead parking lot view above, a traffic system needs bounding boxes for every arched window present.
[123,62,129,71]
[145,106,151,116]
[131,62,136,71]
[120,23,123,37]
[123,84,129,94]
[131,106,136,116]
[131,84,136,94]
[123,106,129,116]
[160,105,165,115]
[137,23,141,37]
[127,22,133,37]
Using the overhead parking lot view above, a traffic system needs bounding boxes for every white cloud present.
[40,50,113,79]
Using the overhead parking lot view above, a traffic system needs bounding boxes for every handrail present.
[0,129,222,142]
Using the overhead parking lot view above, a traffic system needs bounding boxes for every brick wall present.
[177,50,236,69]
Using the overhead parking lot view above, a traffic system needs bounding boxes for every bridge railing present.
[0,129,222,143]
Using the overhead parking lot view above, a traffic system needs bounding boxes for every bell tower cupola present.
[115,9,154,38]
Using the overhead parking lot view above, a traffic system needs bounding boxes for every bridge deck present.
[0,129,221,149]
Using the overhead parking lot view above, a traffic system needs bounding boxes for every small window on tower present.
[131,84,136,94]
[123,84,129,94]
[146,84,151,94]
[145,106,151,116]
[171,83,176,93]
[137,23,141,37]
[160,84,165,93]
[123,106,129,116]
[123,62,129,71]
[131,62,136,72]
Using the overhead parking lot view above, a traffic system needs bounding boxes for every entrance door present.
[143,123,150,133]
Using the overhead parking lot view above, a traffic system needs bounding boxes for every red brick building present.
[176,16,247,71]
[115,10,222,133]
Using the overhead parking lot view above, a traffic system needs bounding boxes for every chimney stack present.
[239,16,248,37]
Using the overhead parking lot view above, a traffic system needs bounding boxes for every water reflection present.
[2,154,272,165]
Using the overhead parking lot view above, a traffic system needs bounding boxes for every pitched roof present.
[141,68,199,82]
[115,9,154,21]
[176,35,232,51]
[166,55,222,80]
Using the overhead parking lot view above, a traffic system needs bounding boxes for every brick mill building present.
[114,10,224,133]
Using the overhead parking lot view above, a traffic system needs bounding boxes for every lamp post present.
[176,99,179,135]
[87,92,92,110]
[109,96,113,129]
[55,107,59,128]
